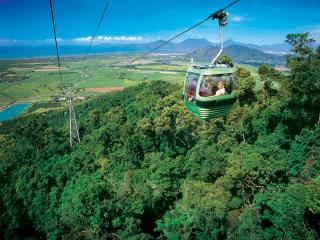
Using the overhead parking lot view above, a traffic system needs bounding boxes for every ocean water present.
[0,103,29,121]
[0,45,141,59]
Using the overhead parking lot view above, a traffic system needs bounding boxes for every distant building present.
[48,96,66,102]
[49,96,86,102]
[75,96,86,101]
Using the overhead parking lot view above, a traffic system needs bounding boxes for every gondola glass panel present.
[185,73,199,103]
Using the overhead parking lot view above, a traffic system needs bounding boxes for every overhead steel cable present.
[127,0,240,65]
[222,0,241,11]
[49,0,81,147]
[127,17,210,65]
[80,0,112,70]
[49,0,63,85]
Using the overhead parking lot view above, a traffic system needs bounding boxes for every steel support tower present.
[64,87,80,147]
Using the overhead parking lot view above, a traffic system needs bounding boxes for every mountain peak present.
[179,38,212,44]
[224,39,237,45]
[187,44,286,66]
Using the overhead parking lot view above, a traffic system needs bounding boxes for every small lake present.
[0,103,29,122]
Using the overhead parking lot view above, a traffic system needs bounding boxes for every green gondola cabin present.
[181,10,237,119]
[182,64,236,119]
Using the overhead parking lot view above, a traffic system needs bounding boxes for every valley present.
[0,45,288,118]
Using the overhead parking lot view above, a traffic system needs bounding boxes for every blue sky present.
[0,0,319,45]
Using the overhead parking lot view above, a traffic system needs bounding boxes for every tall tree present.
[286,33,316,62]
[235,67,256,106]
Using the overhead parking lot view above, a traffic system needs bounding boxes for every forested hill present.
[187,45,286,65]
[1,33,320,239]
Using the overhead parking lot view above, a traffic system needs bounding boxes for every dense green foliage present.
[216,54,234,66]
[1,34,320,239]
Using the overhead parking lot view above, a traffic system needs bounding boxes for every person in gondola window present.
[200,80,208,97]
[188,78,197,101]
[215,81,226,96]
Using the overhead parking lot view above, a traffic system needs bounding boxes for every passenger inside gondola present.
[199,75,232,97]
[215,81,226,96]
[186,74,198,102]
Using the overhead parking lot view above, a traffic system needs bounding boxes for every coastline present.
[0,101,15,111]
[0,50,143,61]
[0,102,29,122]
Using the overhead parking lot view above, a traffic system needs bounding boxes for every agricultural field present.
[0,54,187,106]
[0,53,263,112]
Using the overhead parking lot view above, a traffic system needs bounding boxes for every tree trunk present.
[318,113,320,126]
[242,120,246,143]
[242,133,246,144]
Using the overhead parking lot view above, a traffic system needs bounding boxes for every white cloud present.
[43,38,63,43]
[0,38,33,46]
[231,16,243,22]
[0,36,147,46]
[72,36,145,44]
[0,38,65,46]
[73,36,92,42]
[0,39,12,45]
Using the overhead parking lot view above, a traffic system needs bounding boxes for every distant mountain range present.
[186,45,286,66]
[97,38,293,55]
[223,40,291,55]
[111,38,287,65]
[1,38,317,65]
[95,38,216,53]
[130,38,319,56]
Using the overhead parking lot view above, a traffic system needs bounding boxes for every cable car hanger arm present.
[211,11,229,65]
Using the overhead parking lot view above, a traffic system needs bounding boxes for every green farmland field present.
[0,53,263,109]
[0,54,189,106]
